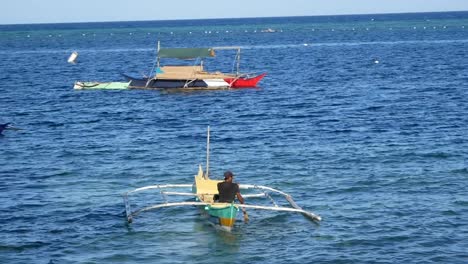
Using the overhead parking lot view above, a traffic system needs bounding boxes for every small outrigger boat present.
[123,42,266,90]
[75,42,266,91]
[123,127,321,231]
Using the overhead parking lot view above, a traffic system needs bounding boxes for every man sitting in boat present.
[217,171,245,204]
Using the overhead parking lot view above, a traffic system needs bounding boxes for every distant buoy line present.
[19,24,466,39]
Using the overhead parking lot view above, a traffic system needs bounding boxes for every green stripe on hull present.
[207,204,238,219]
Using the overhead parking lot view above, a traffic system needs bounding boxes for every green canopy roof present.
[158,48,215,59]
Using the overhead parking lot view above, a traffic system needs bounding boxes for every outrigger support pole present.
[239,184,322,222]
[237,204,321,222]
[123,184,194,223]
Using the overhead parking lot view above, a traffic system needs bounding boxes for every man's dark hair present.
[224,171,234,180]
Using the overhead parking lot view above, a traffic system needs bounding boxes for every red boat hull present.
[225,73,266,88]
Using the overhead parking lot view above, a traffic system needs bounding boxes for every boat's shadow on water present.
[192,219,242,250]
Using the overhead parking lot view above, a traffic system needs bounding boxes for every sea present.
[1,11,468,263]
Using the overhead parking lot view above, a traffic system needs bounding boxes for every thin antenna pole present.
[236,48,241,76]
[206,126,210,179]
[157,41,161,69]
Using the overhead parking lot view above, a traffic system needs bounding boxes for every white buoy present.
[68,51,78,64]
[374,60,379,64]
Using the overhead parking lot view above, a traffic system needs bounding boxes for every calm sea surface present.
[1,12,468,263]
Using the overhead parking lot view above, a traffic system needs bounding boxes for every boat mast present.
[206,126,210,179]
[236,48,241,76]
[146,41,161,88]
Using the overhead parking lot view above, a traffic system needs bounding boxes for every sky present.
[1,0,468,25]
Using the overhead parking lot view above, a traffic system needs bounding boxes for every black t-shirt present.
[217,181,239,203]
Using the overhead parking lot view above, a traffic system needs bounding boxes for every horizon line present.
[1,10,467,26]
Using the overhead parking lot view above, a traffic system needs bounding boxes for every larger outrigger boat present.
[74,42,266,91]
[123,127,321,231]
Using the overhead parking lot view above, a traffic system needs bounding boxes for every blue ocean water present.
[1,12,468,263]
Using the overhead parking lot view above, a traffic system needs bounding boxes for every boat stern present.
[205,203,239,230]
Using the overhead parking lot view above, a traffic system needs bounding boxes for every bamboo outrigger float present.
[123,127,321,231]
[73,81,130,90]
